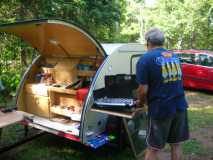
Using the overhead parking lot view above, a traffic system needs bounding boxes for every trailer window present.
[130,54,144,74]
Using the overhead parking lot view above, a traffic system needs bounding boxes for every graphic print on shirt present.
[156,52,182,83]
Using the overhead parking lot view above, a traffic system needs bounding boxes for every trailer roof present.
[101,43,145,55]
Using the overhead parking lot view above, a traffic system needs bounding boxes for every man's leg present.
[145,117,172,160]
[168,110,189,160]
[145,148,159,160]
[170,143,182,160]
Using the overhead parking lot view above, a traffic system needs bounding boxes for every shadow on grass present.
[0,133,135,160]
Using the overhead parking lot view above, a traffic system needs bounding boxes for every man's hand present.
[137,84,148,106]
[135,99,144,108]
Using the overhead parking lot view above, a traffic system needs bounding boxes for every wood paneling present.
[25,94,50,118]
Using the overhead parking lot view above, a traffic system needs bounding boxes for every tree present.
[144,0,213,50]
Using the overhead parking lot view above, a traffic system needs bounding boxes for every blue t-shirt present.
[136,48,188,119]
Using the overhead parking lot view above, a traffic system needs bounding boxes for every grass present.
[183,91,213,158]
[1,133,136,160]
[183,139,210,156]
[0,91,213,160]
[188,107,213,131]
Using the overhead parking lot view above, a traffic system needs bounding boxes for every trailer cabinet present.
[0,20,146,154]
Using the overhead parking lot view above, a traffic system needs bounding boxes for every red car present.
[173,50,213,91]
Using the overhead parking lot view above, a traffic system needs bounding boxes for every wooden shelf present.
[49,86,77,95]
[90,108,144,119]
[50,106,81,121]
[50,105,73,117]
[25,83,49,97]
[25,84,77,96]
[77,70,95,77]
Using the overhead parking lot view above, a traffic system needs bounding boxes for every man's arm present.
[136,55,149,107]
[137,84,148,107]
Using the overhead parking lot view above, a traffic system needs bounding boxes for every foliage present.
[119,0,142,42]
[144,0,213,49]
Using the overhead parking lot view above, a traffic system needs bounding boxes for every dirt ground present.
[185,90,213,108]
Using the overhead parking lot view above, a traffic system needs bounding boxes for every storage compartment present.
[21,56,102,135]
[33,116,80,136]
[49,91,82,121]
[25,94,50,118]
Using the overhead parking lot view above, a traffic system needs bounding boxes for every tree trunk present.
[18,1,28,74]
[190,31,196,49]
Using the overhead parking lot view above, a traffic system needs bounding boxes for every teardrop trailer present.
[0,19,147,158]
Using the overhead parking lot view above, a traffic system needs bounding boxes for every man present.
[136,28,189,160]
